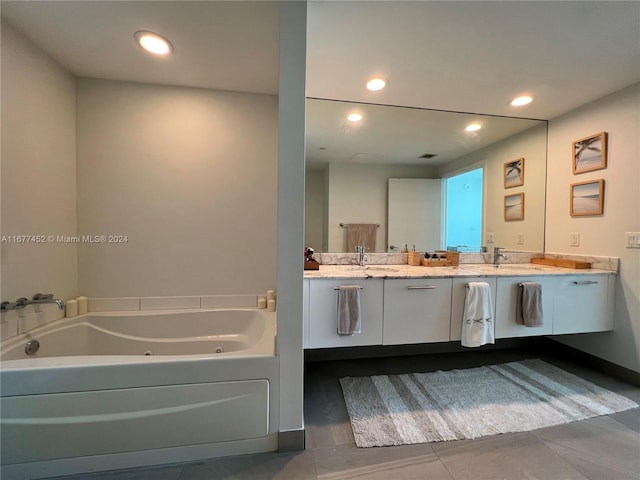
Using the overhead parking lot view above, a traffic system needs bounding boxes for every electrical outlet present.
[486,232,495,243]
[570,232,580,247]
[626,232,640,248]
[516,233,524,245]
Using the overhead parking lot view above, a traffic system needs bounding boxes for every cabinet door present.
[495,277,555,338]
[307,279,383,349]
[450,277,497,341]
[553,274,614,334]
[383,278,452,345]
[303,279,310,348]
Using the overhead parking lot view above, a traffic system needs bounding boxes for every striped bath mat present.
[340,359,638,447]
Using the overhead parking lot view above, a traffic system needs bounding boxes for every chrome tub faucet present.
[1,293,64,311]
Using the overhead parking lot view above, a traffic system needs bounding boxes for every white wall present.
[76,78,278,297]
[277,0,307,437]
[438,124,547,252]
[326,163,435,252]
[304,166,326,251]
[546,83,640,373]
[1,21,77,302]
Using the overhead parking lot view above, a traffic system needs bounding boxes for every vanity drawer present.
[450,277,497,341]
[306,279,383,349]
[495,276,555,338]
[552,274,614,334]
[383,278,452,345]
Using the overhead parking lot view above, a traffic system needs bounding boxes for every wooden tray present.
[531,258,591,269]
[420,251,459,267]
[421,258,455,267]
[304,261,320,270]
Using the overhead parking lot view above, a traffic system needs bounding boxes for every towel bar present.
[334,286,364,290]
[339,222,380,228]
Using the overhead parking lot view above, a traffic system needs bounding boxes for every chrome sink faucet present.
[494,247,507,267]
[1,293,65,311]
[355,245,368,266]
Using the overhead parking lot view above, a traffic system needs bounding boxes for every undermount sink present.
[492,264,544,271]
[347,265,400,272]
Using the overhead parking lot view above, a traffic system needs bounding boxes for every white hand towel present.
[461,282,494,348]
[337,285,362,335]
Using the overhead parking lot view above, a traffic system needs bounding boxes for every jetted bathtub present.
[0,308,279,479]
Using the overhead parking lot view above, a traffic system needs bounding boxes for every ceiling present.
[1,1,281,95]
[307,1,640,119]
[2,1,639,166]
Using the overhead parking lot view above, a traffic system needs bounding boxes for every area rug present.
[339,359,638,447]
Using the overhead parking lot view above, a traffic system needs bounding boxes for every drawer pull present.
[572,280,599,285]
[407,285,436,290]
[333,285,363,290]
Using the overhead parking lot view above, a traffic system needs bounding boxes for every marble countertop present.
[303,263,615,279]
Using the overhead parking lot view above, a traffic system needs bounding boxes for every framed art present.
[572,132,607,174]
[504,193,524,221]
[504,157,524,188]
[570,179,605,216]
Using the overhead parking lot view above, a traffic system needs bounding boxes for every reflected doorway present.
[445,168,483,252]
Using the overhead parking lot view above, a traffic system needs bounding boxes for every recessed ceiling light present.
[465,123,482,132]
[134,30,173,56]
[347,113,363,122]
[366,78,387,91]
[510,95,533,107]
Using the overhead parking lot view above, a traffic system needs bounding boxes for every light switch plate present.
[626,232,640,248]
[570,232,580,247]
[516,233,524,245]
[486,232,495,243]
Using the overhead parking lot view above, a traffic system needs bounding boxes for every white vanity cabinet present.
[303,279,310,347]
[383,278,452,345]
[552,274,615,334]
[495,276,555,338]
[303,269,616,349]
[450,277,497,341]
[306,278,384,349]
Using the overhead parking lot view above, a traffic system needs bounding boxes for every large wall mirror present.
[305,98,547,253]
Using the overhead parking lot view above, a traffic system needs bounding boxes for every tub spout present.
[31,293,65,310]
[0,294,65,311]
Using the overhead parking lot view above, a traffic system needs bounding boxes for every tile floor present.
[42,348,639,480]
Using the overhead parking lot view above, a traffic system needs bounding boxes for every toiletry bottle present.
[267,298,276,312]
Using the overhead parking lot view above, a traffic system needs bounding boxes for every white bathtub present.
[0,308,279,479]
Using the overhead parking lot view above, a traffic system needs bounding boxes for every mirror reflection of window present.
[445,168,483,252]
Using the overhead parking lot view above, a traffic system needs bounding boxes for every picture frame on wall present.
[504,192,524,221]
[570,179,605,216]
[504,157,524,188]
[572,132,607,174]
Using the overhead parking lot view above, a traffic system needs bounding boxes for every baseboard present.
[539,337,640,386]
[278,429,305,452]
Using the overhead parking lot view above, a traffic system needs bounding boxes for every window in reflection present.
[445,168,483,252]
